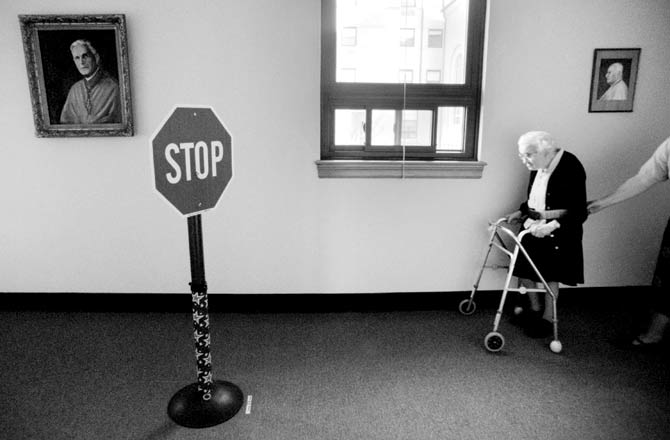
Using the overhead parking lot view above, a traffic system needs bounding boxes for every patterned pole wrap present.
[188,215,213,401]
[191,286,213,400]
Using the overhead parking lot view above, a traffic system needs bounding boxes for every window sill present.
[315,160,487,178]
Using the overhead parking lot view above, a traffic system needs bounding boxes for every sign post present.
[151,106,242,428]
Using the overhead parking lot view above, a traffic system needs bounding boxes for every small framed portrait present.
[19,14,133,137]
[588,48,641,113]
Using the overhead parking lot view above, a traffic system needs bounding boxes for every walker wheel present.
[458,299,476,315]
[549,340,563,353]
[484,331,505,352]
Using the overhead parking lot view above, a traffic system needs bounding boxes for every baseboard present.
[0,287,650,313]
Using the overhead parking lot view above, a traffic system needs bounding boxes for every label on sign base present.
[151,106,233,216]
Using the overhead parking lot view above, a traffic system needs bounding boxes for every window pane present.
[336,0,469,84]
[371,110,396,146]
[335,109,366,145]
[402,110,432,146]
[371,109,432,146]
[436,107,465,151]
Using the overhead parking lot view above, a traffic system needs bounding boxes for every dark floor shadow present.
[133,420,180,440]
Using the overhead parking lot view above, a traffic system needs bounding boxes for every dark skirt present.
[512,231,583,286]
[651,217,670,315]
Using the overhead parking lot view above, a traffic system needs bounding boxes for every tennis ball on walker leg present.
[550,340,562,353]
[514,306,523,316]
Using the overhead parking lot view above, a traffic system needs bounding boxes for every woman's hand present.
[504,210,523,224]
[529,220,560,238]
[586,200,603,216]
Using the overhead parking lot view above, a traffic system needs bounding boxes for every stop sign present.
[152,106,233,216]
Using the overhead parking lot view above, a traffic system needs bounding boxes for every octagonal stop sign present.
[152,107,232,216]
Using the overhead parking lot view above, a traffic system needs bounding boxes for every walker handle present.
[489,217,508,227]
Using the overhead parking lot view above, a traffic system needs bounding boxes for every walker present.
[459,218,563,354]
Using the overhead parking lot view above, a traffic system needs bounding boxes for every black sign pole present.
[167,214,243,428]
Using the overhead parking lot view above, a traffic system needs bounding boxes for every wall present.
[1,0,669,294]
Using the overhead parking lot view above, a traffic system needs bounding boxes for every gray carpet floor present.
[1,296,668,439]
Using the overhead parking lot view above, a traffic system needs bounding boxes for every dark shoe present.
[509,307,539,328]
[630,337,662,351]
[524,317,553,338]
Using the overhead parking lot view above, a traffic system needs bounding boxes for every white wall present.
[1,0,669,294]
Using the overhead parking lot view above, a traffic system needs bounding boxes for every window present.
[319,0,487,178]
[341,26,357,46]
[398,69,413,83]
[427,29,443,48]
[401,0,416,16]
[426,69,441,83]
[399,28,415,47]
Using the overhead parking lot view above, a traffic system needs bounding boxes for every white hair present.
[69,39,100,62]
[518,131,558,153]
[609,62,623,75]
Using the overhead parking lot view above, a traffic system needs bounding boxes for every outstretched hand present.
[586,200,601,216]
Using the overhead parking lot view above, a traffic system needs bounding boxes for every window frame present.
[320,0,487,164]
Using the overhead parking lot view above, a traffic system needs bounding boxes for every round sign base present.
[168,380,243,428]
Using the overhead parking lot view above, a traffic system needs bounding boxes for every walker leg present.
[461,233,498,316]
[515,241,564,354]
[492,248,520,332]
[459,298,476,315]
[549,291,562,353]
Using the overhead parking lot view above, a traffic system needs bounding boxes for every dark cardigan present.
[514,150,587,285]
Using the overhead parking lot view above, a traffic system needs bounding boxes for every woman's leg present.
[516,278,554,337]
[519,278,541,312]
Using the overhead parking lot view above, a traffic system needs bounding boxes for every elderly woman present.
[506,131,588,338]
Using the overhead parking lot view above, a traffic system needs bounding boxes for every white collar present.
[539,148,563,174]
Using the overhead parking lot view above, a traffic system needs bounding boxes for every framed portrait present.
[19,14,133,137]
[588,48,640,113]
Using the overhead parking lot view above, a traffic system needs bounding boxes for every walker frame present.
[459,218,562,354]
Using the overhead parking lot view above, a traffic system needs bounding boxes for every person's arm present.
[588,173,656,215]
[589,139,670,215]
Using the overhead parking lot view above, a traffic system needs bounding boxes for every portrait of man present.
[598,62,628,101]
[60,39,122,124]
[19,14,133,137]
[589,48,640,113]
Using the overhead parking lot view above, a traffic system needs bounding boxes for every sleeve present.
[637,138,670,186]
[548,153,587,227]
[562,158,587,226]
